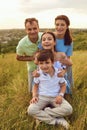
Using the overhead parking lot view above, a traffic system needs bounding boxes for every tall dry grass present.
[0,51,87,130]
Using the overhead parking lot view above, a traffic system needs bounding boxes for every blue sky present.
[0,0,87,29]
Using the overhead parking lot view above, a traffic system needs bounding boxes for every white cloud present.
[18,0,87,14]
[0,0,87,29]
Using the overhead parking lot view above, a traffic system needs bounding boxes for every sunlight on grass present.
[0,52,87,130]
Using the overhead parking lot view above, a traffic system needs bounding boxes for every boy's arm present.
[59,82,66,96]
[30,83,39,104]
[55,82,66,104]
[32,83,39,97]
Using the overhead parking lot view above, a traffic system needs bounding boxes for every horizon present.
[0,27,87,30]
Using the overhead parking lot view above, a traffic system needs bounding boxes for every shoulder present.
[53,31,57,36]
[18,35,28,45]
[38,32,43,37]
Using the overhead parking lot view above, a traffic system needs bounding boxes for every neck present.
[29,36,38,43]
[48,66,55,77]
[55,32,64,39]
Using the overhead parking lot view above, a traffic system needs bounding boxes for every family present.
[16,15,73,129]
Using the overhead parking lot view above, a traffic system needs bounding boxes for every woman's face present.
[41,33,56,50]
[55,19,68,36]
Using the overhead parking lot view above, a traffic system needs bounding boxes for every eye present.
[55,23,59,26]
[61,23,65,26]
[33,27,37,30]
[42,38,46,41]
[39,62,43,64]
[28,28,31,31]
[46,61,50,64]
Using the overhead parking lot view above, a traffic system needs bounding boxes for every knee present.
[27,105,36,116]
[68,105,73,115]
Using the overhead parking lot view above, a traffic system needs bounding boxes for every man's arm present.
[16,55,34,61]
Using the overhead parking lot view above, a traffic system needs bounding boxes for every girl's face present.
[41,33,56,50]
[55,19,68,37]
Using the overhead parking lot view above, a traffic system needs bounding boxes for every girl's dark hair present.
[41,31,56,41]
[55,15,72,45]
[37,49,54,63]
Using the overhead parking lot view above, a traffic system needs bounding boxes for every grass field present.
[0,51,87,130]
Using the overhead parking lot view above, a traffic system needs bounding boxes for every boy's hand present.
[30,97,39,104]
[32,70,40,77]
[55,96,63,104]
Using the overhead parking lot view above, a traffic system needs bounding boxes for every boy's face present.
[38,58,53,74]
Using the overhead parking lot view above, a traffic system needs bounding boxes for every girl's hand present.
[32,70,40,77]
[57,69,66,77]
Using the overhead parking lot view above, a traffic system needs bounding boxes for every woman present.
[54,15,73,95]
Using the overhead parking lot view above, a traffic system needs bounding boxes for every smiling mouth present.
[44,44,51,47]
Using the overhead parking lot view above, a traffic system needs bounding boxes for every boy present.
[27,50,73,129]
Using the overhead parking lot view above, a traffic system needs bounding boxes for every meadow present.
[0,51,87,130]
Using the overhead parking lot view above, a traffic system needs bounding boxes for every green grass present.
[0,51,87,130]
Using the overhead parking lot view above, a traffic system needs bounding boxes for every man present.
[16,18,42,93]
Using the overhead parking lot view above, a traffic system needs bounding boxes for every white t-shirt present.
[34,67,67,97]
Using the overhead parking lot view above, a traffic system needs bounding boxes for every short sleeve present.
[66,42,73,56]
[16,43,24,55]
[59,78,67,85]
[34,77,40,84]
[38,43,43,50]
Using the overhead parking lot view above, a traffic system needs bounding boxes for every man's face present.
[25,21,39,41]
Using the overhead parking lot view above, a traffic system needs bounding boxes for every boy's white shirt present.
[34,67,67,97]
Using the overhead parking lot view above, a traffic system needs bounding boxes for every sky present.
[0,0,87,29]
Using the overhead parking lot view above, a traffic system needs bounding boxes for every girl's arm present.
[55,52,72,66]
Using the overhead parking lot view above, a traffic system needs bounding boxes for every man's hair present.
[24,18,39,26]
[37,50,54,63]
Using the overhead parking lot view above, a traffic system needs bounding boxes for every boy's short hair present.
[37,50,54,63]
